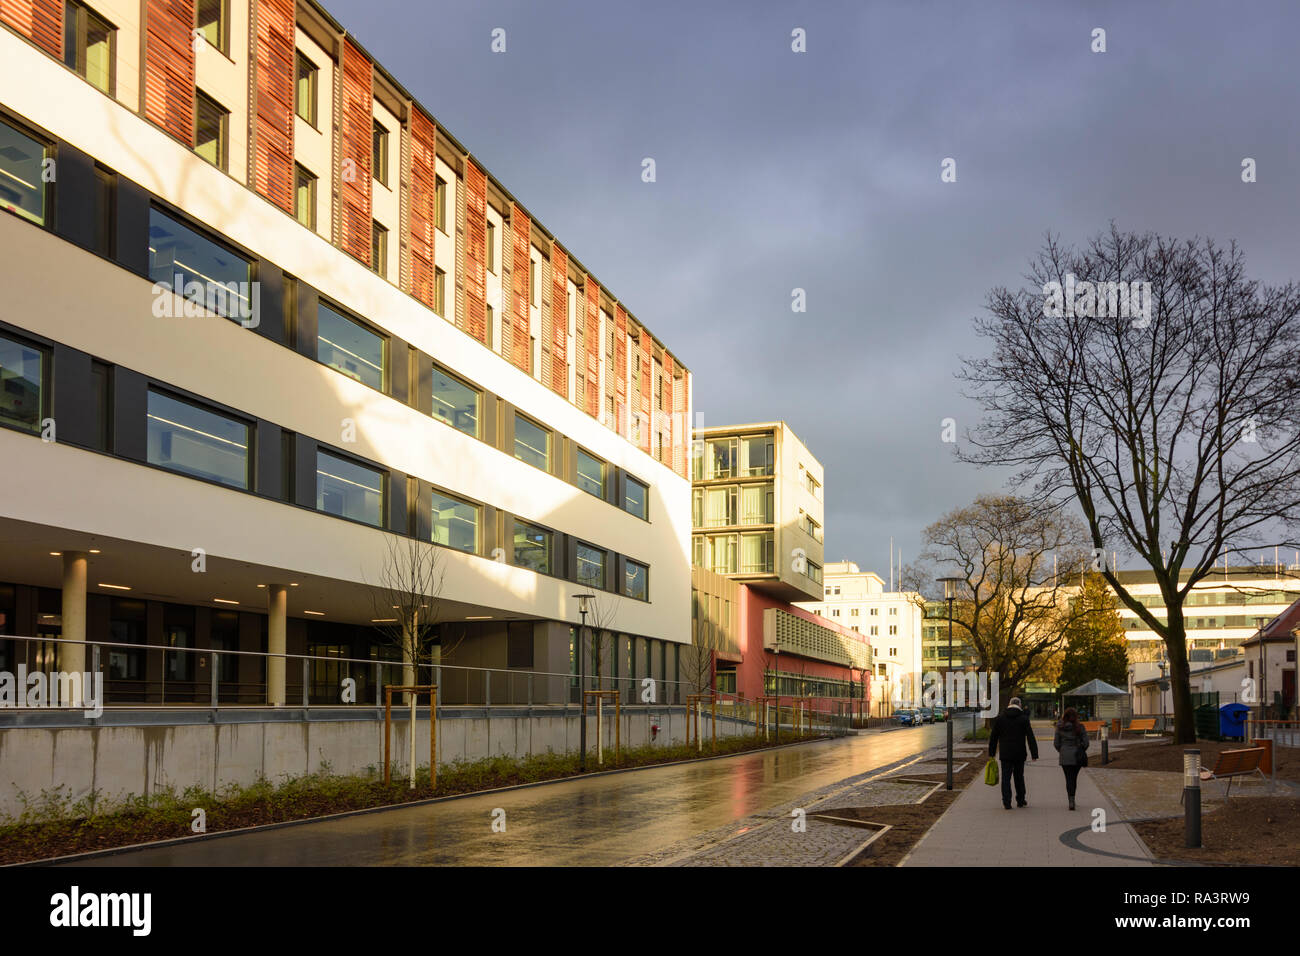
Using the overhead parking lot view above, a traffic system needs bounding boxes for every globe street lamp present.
[574,593,594,770]
[938,576,962,791]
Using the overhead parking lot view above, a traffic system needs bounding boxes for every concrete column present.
[267,584,287,706]
[61,552,87,705]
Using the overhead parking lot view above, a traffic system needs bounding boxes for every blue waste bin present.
[1219,702,1250,740]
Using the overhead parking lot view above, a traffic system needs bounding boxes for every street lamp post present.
[938,576,961,791]
[1255,615,1268,723]
[574,594,594,771]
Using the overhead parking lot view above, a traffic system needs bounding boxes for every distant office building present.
[691,425,869,713]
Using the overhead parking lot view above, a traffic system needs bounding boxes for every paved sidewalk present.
[901,757,1155,867]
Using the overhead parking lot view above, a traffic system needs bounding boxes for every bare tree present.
[903,495,1096,711]
[583,590,621,692]
[960,226,1300,741]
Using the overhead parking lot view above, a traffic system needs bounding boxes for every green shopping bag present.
[984,758,999,786]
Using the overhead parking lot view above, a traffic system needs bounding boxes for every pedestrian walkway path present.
[901,755,1154,866]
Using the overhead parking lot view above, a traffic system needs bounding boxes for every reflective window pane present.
[576,448,605,498]
[431,490,479,554]
[0,119,47,226]
[316,450,384,527]
[577,544,606,591]
[147,390,248,489]
[318,304,384,390]
[431,366,479,437]
[624,477,648,520]
[514,413,550,470]
[513,520,551,574]
[625,561,648,601]
[148,208,251,320]
[0,334,43,434]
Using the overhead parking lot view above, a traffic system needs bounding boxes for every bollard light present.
[1184,749,1201,848]
[1101,719,1109,765]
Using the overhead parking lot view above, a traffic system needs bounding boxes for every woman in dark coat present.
[1053,707,1090,810]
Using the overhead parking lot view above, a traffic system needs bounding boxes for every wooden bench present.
[1121,718,1158,738]
[1081,720,1105,739]
[1180,747,1267,802]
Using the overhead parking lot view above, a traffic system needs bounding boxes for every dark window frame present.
[64,0,117,94]
[145,384,253,491]
[0,328,50,437]
[295,51,318,127]
[316,299,389,394]
[193,89,229,171]
[314,445,388,530]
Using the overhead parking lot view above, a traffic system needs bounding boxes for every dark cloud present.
[327,0,1300,572]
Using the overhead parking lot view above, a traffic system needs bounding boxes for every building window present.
[318,303,385,390]
[194,90,228,170]
[0,333,45,434]
[435,176,447,233]
[0,118,48,226]
[806,560,823,584]
[889,607,898,616]
[624,476,649,520]
[486,303,495,348]
[372,221,387,275]
[514,413,550,471]
[742,434,773,476]
[316,450,384,527]
[576,543,606,591]
[740,532,773,574]
[431,365,479,437]
[295,52,317,125]
[431,490,479,554]
[434,267,446,316]
[146,389,249,489]
[513,520,551,574]
[90,360,112,451]
[625,560,648,601]
[486,221,496,273]
[148,208,251,320]
[64,0,115,94]
[372,120,389,187]
[851,608,859,616]
[889,625,898,636]
[740,483,773,525]
[870,607,878,616]
[832,609,840,617]
[194,0,227,54]
[870,626,878,636]
[294,164,316,229]
[576,447,605,498]
[92,164,115,256]
[530,258,538,307]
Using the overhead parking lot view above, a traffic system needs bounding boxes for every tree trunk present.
[1164,616,1196,743]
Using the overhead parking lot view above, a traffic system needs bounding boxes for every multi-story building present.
[796,561,926,715]
[0,0,693,706]
[691,422,824,603]
[690,426,869,714]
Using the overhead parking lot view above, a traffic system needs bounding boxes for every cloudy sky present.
[327,0,1300,578]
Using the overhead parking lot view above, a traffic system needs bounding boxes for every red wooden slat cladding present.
[339,38,372,265]
[584,278,600,418]
[639,328,652,453]
[254,0,294,212]
[664,352,675,470]
[510,203,530,371]
[678,372,690,477]
[0,0,61,57]
[463,159,488,342]
[615,305,628,435]
[408,109,437,311]
[144,0,195,144]
[550,245,568,398]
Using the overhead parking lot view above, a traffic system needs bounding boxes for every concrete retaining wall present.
[0,706,755,819]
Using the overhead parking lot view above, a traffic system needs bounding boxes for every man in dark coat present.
[988,696,1039,809]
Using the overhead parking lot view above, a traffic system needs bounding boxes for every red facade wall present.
[550,245,569,396]
[408,109,438,313]
[510,203,531,371]
[730,586,872,715]
[463,158,487,341]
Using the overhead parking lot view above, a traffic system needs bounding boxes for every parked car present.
[932,708,946,722]
[896,709,922,726]
[919,707,935,723]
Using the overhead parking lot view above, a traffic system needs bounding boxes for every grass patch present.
[0,732,827,865]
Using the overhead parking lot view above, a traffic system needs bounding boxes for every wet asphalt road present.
[67,723,954,866]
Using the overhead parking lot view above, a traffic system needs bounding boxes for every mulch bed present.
[1103,737,1300,783]
[846,756,987,866]
[1134,796,1300,865]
